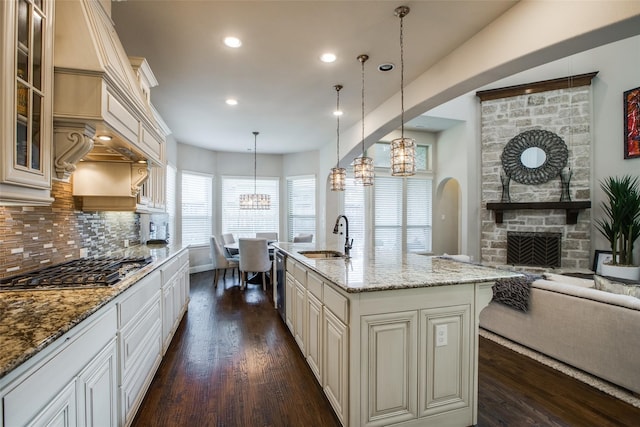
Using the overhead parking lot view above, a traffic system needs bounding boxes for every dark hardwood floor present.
[132,271,640,427]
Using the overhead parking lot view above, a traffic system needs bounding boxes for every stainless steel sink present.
[298,250,344,259]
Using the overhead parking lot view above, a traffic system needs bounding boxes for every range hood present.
[53,0,167,210]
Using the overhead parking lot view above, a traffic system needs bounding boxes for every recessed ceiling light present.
[333,110,343,116]
[226,98,238,106]
[224,37,242,48]
[97,135,112,141]
[320,53,337,63]
[378,63,395,72]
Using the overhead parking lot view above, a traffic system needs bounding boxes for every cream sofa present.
[479,273,640,395]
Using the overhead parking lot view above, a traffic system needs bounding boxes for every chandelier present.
[330,84,346,191]
[353,54,374,186]
[239,131,271,210]
[390,6,416,176]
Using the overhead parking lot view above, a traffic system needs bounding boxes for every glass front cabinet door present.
[1,0,54,205]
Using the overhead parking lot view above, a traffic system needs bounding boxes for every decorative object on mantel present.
[390,5,416,177]
[500,170,511,203]
[239,131,271,210]
[594,175,640,280]
[352,54,374,186]
[559,167,572,202]
[501,129,568,185]
[330,84,346,192]
[486,201,591,225]
[623,86,640,159]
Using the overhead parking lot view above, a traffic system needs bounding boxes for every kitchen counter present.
[273,242,520,292]
[0,244,188,379]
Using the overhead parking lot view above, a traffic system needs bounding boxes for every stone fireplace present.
[477,74,595,271]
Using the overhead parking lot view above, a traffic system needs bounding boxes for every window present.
[343,177,366,252]
[374,176,432,253]
[221,177,280,238]
[373,142,430,171]
[287,176,315,241]
[181,171,213,246]
[166,164,176,243]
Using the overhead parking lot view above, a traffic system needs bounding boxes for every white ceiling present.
[111,1,518,154]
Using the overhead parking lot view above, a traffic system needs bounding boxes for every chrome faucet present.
[333,215,352,258]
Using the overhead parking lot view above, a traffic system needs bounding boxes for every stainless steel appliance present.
[275,251,285,320]
[139,213,169,245]
[0,256,152,291]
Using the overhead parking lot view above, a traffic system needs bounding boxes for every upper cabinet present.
[0,0,55,206]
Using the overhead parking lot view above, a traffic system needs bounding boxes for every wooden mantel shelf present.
[486,201,591,224]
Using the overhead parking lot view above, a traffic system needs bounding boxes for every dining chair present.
[210,236,239,287]
[238,238,272,291]
[255,232,278,241]
[222,232,238,256]
[293,233,313,243]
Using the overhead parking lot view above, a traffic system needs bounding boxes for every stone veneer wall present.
[0,181,140,280]
[480,85,592,271]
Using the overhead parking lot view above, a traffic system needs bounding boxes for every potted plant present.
[595,175,640,280]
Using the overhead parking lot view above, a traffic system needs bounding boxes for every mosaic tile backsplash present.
[0,181,140,280]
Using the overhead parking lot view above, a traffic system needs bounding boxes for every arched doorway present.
[433,178,461,255]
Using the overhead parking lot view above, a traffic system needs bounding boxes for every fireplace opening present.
[507,231,562,267]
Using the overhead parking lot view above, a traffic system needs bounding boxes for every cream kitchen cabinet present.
[285,270,295,332]
[117,270,162,427]
[160,251,190,353]
[0,0,54,206]
[1,306,118,427]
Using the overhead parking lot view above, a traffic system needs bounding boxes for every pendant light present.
[390,5,416,176]
[330,84,346,191]
[239,131,271,210]
[353,54,374,186]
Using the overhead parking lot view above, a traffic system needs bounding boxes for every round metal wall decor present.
[501,129,568,185]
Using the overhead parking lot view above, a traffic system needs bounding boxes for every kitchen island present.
[0,244,189,427]
[273,243,520,427]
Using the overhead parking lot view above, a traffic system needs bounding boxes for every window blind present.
[374,176,403,251]
[406,177,432,253]
[166,164,176,243]
[221,177,280,238]
[344,177,366,251]
[287,176,316,242]
[181,171,213,246]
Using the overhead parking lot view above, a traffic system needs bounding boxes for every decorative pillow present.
[491,276,533,312]
[594,275,640,298]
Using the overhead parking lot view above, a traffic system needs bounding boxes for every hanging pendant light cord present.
[361,56,366,155]
[399,10,406,140]
[336,85,341,168]
[253,131,258,195]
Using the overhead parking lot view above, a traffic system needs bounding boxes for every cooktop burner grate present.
[0,256,153,291]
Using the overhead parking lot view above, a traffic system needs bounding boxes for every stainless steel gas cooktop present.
[0,256,153,291]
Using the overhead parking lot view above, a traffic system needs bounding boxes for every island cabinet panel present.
[2,305,117,427]
[294,278,307,354]
[418,305,471,418]
[306,292,323,382]
[323,307,349,425]
[78,339,118,427]
[360,311,418,426]
[285,271,295,332]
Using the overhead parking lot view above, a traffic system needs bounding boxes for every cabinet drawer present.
[286,258,295,273]
[294,263,307,284]
[307,272,323,299]
[118,270,161,327]
[323,285,348,324]
[120,297,162,377]
[179,250,189,266]
[161,256,180,284]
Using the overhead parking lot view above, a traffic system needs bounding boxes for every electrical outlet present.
[436,324,448,347]
[79,248,88,258]
[124,239,129,248]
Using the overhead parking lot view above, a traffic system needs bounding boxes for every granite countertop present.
[274,242,521,293]
[0,244,188,380]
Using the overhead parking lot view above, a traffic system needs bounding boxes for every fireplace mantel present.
[486,201,591,224]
